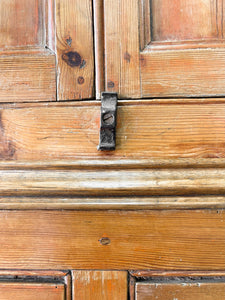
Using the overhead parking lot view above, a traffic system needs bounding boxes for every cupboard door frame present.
[103,0,225,99]
[0,0,94,102]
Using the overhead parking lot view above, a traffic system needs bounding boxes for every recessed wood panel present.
[0,0,44,48]
[136,282,225,300]
[0,283,65,300]
[0,210,224,270]
[151,0,221,42]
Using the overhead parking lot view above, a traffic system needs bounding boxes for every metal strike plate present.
[98,92,118,151]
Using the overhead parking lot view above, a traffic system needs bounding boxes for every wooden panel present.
[104,0,141,98]
[151,0,220,42]
[72,271,127,299]
[0,0,44,48]
[104,0,225,98]
[0,210,224,270]
[141,48,225,97]
[0,283,65,300]
[0,50,56,102]
[56,0,94,100]
[1,101,225,159]
[136,282,225,300]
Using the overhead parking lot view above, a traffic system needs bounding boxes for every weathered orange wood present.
[0,210,224,270]
[0,283,65,300]
[140,48,225,97]
[136,282,225,300]
[104,0,141,98]
[55,0,94,100]
[72,271,127,299]
[1,101,225,159]
[0,0,44,48]
[104,0,225,98]
[0,50,56,102]
[151,0,220,41]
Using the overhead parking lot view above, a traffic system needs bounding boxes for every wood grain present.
[0,0,44,48]
[2,167,225,196]
[0,283,65,300]
[0,210,224,270]
[141,48,225,97]
[1,101,225,159]
[0,49,56,102]
[55,0,94,100]
[150,0,219,41]
[131,270,225,278]
[104,0,225,98]
[136,282,225,300]
[93,0,105,99]
[72,271,127,299]
[139,0,151,50]
[104,0,141,98]
[0,196,224,210]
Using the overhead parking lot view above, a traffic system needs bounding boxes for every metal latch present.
[98,92,118,151]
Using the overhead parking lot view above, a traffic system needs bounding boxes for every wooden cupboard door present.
[136,281,225,300]
[0,0,94,102]
[104,0,225,99]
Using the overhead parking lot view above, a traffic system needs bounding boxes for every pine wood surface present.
[1,100,225,159]
[104,0,225,98]
[0,283,65,300]
[150,0,221,41]
[0,0,44,48]
[104,0,141,98]
[0,210,224,270]
[136,282,225,300]
[0,196,224,210]
[2,167,225,197]
[56,0,94,100]
[93,0,105,99]
[130,271,225,278]
[0,50,56,102]
[140,48,225,98]
[72,271,127,300]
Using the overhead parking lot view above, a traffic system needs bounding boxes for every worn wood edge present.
[1,168,225,198]
[93,0,105,99]
[2,158,225,169]
[2,98,225,108]
[0,270,69,277]
[0,196,224,210]
[130,270,225,278]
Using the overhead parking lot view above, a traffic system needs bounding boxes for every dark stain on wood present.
[62,51,82,67]
[0,112,16,160]
[77,76,85,85]
[107,81,115,88]
[124,51,131,63]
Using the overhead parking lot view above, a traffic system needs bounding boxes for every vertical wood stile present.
[93,0,105,99]
[104,0,141,98]
[55,0,94,100]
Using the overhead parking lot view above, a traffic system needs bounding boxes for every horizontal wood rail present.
[0,159,225,209]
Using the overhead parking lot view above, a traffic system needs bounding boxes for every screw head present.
[103,113,114,125]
